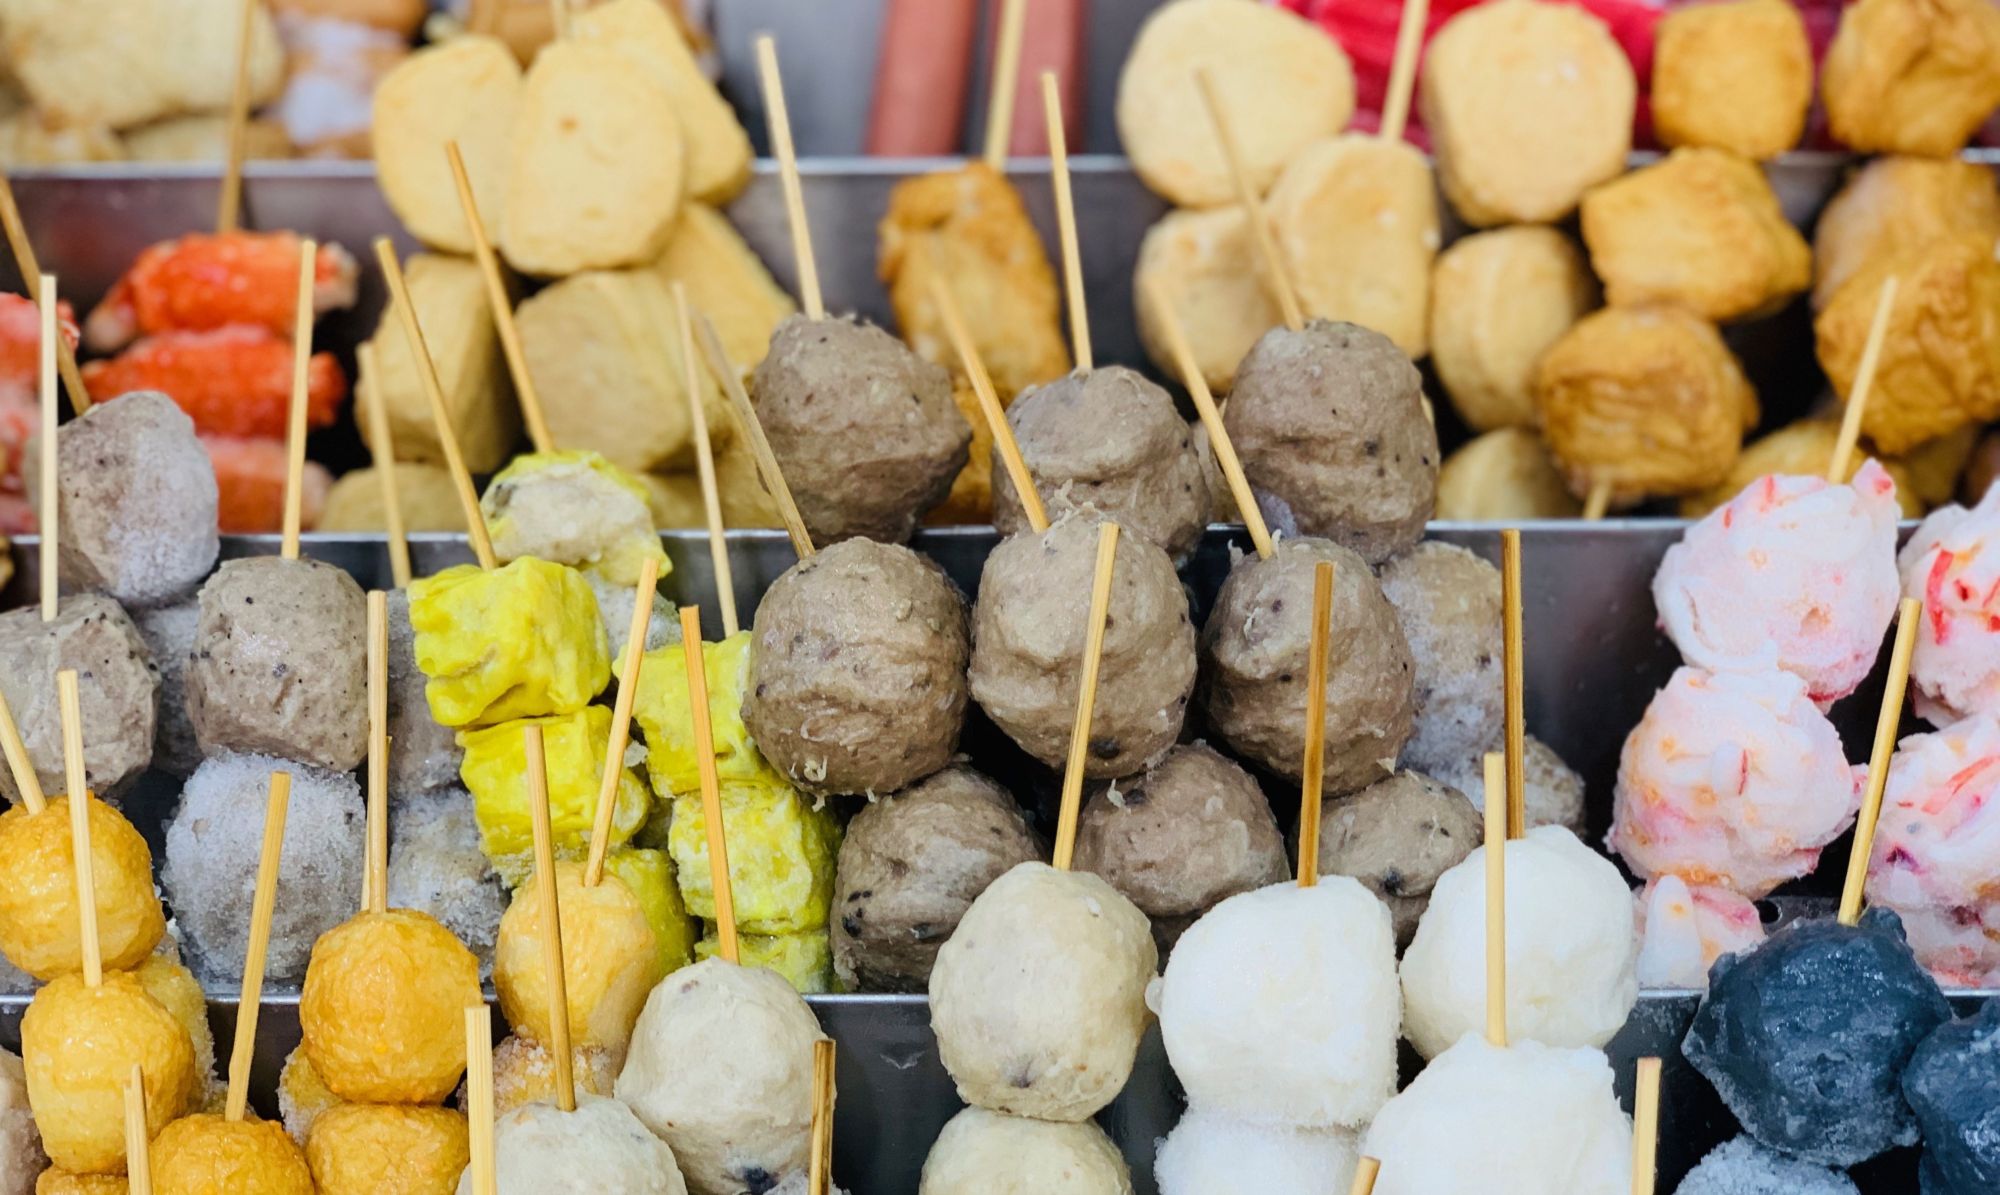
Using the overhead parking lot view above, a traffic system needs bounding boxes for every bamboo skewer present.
[585,556,660,887]
[1482,751,1507,1048]
[691,310,814,560]
[1827,275,1899,483]
[929,276,1047,533]
[1053,521,1121,871]
[1193,69,1304,332]
[672,284,740,637]
[680,605,739,961]
[0,173,87,412]
[226,770,291,1121]
[1041,71,1091,372]
[1500,528,1526,839]
[38,274,57,622]
[465,1005,496,1195]
[1297,560,1336,886]
[447,141,554,455]
[1349,1158,1382,1195]
[808,1038,837,1195]
[1583,480,1613,522]
[524,723,576,1112]
[364,590,389,914]
[357,342,413,589]
[0,686,44,815]
[217,0,260,235]
[58,671,98,987]
[982,0,1030,170]
[125,1063,152,1195]
[1379,0,1431,145]
[280,239,316,560]
[1631,1057,1662,1195]
[1839,596,1921,926]
[756,35,824,320]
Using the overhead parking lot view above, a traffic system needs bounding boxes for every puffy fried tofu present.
[121,115,291,162]
[571,0,749,205]
[4,0,284,131]
[1419,0,1634,227]
[1822,0,2000,156]
[1536,305,1758,502]
[641,438,784,531]
[1116,0,1354,208]
[358,252,518,474]
[1677,420,1925,517]
[318,463,470,533]
[1435,428,1583,520]
[1267,135,1438,357]
[1812,156,2000,310]
[501,42,685,277]
[879,163,1070,401]
[1580,148,1810,322]
[1430,226,1597,433]
[1815,233,2000,455]
[1897,423,1980,507]
[1651,0,1813,159]
[1134,206,1279,395]
[372,35,521,255]
[652,204,795,374]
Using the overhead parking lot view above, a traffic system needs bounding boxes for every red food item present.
[0,293,79,405]
[82,231,359,353]
[202,434,331,534]
[867,0,978,155]
[80,325,347,439]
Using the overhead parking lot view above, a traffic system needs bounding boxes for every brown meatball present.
[1309,769,1480,946]
[1380,541,1503,776]
[970,514,1196,779]
[1073,743,1289,952]
[991,367,1210,563]
[1225,320,1437,565]
[744,538,969,797]
[831,766,1041,992]
[750,314,969,545]
[1200,537,1415,793]
[385,590,461,796]
[0,595,158,803]
[133,598,201,778]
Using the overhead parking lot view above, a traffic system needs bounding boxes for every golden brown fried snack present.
[1651,0,1812,159]
[1822,0,2000,156]
[1677,420,1925,517]
[1816,233,2000,455]
[1134,206,1279,394]
[1435,428,1582,520]
[357,253,517,475]
[640,437,784,531]
[1812,156,2000,310]
[927,382,996,525]
[879,162,1069,402]
[1430,226,1597,432]
[1898,423,1980,507]
[652,204,795,373]
[1536,306,1758,503]
[1581,148,1810,322]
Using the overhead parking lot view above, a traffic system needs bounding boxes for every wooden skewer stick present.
[0,686,45,814]
[692,310,815,560]
[1053,521,1120,871]
[375,237,498,569]
[680,605,739,962]
[126,1063,152,1195]
[0,173,87,412]
[280,239,317,561]
[808,1038,836,1195]
[1298,560,1336,887]
[929,276,1047,533]
[227,770,291,1121]
[1379,0,1431,145]
[217,0,260,235]
[1193,69,1304,332]
[1140,274,1275,558]
[982,0,1029,170]
[1041,71,1091,373]
[1482,751,1507,1048]
[37,273,57,623]
[524,723,576,1112]
[1631,1056,1662,1195]
[364,590,389,914]
[672,284,740,637]
[465,1004,497,1195]
[447,141,554,455]
[1348,1158,1382,1195]
[57,671,99,987]
[1839,595,1921,926]
[1500,528,1526,840]
[585,557,660,887]
[1582,479,1613,522]
[755,35,824,321]
[546,0,569,42]
[1828,275,1899,484]
[357,342,412,589]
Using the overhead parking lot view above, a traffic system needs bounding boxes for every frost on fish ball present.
[481,450,668,587]
[305,1103,468,1195]
[970,514,1195,778]
[1155,1107,1358,1195]
[151,1115,313,1195]
[301,909,481,1104]
[133,598,202,778]
[1380,541,1503,775]
[615,959,821,1195]
[991,366,1210,562]
[388,788,504,974]
[384,591,462,796]
[918,1106,1133,1195]
[1611,666,1859,897]
[162,752,363,984]
[1361,1036,1631,1195]
[1074,744,1289,951]
[458,1096,689,1195]
[1200,536,1414,791]
[1675,1136,1859,1195]
[1158,878,1400,1128]
[1899,487,2000,724]
[1653,462,1900,705]
[0,796,164,981]
[1633,875,1766,991]
[0,1048,44,1195]
[929,862,1157,1121]
[1903,997,2000,1193]
[22,971,196,1174]
[584,569,679,662]
[489,1034,623,1116]
[832,764,1041,992]
[495,860,662,1053]
[744,537,969,797]
[0,596,158,804]
[1682,909,1952,1166]
[1308,770,1480,947]
[1401,826,1639,1059]
[277,1047,338,1147]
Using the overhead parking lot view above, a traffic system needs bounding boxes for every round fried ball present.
[489,1034,622,1115]
[34,1169,125,1193]
[133,954,216,1106]
[494,860,662,1053]
[22,971,195,1174]
[150,1115,312,1195]
[276,1047,337,1147]
[301,909,481,1104]
[305,1103,468,1195]
[0,797,165,981]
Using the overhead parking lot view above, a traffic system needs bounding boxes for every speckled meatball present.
[1308,769,1480,945]
[134,598,201,778]
[384,590,463,796]
[992,367,1210,562]
[970,514,1197,778]
[831,765,1042,992]
[751,314,970,545]
[744,537,970,797]
[1201,537,1416,791]
[0,595,158,803]
[1434,733,1585,835]
[1224,321,1438,564]
[1379,541,1503,775]
[1074,743,1289,951]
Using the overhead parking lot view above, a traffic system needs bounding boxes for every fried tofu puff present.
[371,36,520,256]
[1134,206,1280,395]
[358,252,517,475]
[1435,429,1583,521]
[1812,156,2000,311]
[1679,420,1925,518]
[1651,0,1813,159]
[1580,148,1810,322]
[1419,0,1634,227]
[1815,234,2000,455]
[1429,227,1597,432]
[1536,306,1758,504]
[1822,0,2000,157]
